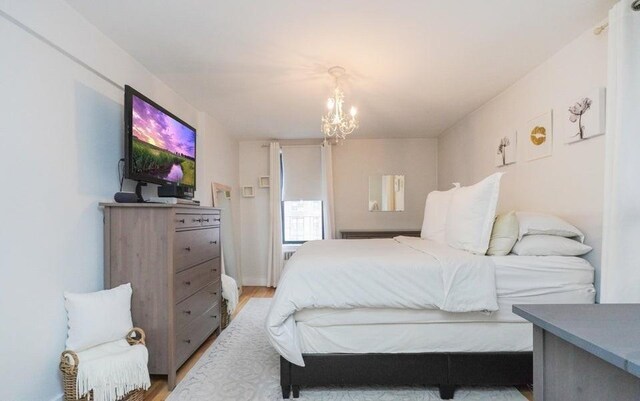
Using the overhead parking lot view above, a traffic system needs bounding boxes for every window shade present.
[282,145,322,201]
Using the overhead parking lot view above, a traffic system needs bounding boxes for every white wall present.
[238,141,271,286]
[0,2,238,400]
[196,114,240,208]
[238,138,439,285]
[438,27,607,289]
[197,112,242,279]
[333,138,438,234]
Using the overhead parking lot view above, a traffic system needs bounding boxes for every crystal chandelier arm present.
[321,66,358,141]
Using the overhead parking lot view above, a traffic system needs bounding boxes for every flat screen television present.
[124,85,196,191]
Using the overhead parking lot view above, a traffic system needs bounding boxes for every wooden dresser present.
[102,203,222,389]
[340,229,421,239]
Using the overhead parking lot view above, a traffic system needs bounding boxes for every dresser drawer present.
[174,258,220,302]
[174,228,220,271]
[175,281,220,330]
[175,213,203,230]
[201,212,221,227]
[175,304,220,367]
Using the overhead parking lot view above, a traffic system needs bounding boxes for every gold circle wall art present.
[530,126,547,145]
[524,110,553,161]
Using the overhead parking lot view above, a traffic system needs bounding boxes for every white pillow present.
[421,183,460,243]
[445,173,504,254]
[516,212,585,243]
[486,211,519,256]
[64,283,134,351]
[512,235,592,256]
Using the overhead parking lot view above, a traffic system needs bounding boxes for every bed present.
[266,236,596,399]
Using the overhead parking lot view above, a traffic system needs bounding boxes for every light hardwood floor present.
[144,286,533,401]
[144,286,274,401]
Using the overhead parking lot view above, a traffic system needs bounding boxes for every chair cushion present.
[76,339,150,401]
[64,283,133,351]
[76,339,143,363]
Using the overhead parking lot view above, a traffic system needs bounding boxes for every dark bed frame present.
[280,352,532,399]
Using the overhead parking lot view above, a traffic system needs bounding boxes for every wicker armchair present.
[59,328,147,401]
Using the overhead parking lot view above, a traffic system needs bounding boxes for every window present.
[282,200,323,243]
[280,145,324,244]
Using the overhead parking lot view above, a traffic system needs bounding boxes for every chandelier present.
[321,66,358,142]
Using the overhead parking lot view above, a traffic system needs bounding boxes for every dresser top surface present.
[513,304,640,377]
[100,202,219,210]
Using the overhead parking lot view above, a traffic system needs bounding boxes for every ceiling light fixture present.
[321,66,358,143]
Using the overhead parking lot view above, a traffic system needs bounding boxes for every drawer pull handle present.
[211,268,217,272]
[184,281,191,286]
[183,339,191,344]
[183,310,191,315]
[211,315,217,319]
[177,219,185,223]
[193,218,202,223]
[184,246,191,252]
[210,241,217,244]
[214,218,221,222]
[203,218,210,222]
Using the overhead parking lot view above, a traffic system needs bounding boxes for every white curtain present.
[267,142,283,287]
[321,141,336,239]
[600,0,640,303]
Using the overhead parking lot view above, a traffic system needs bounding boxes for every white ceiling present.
[65,0,614,140]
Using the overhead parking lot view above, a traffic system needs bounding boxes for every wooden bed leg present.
[439,384,455,399]
[292,384,300,398]
[281,385,291,399]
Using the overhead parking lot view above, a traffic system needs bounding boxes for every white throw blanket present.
[75,339,151,401]
[221,274,239,315]
[265,236,498,366]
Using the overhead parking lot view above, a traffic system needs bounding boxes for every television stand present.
[135,182,147,203]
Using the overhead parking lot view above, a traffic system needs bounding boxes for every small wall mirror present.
[368,175,405,212]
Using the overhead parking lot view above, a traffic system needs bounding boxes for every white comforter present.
[265,236,499,366]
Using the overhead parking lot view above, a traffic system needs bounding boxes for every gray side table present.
[514,304,640,401]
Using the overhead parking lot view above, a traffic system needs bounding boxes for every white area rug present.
[167,299,527,401]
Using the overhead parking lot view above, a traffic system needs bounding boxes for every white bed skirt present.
[298,321,533,354]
